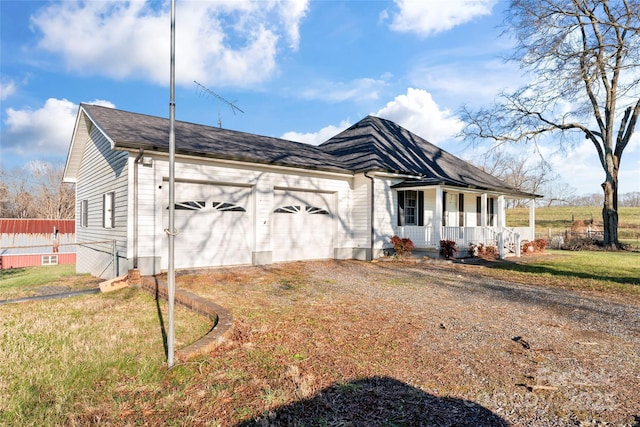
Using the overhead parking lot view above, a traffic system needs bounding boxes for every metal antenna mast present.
[194,80,244,127]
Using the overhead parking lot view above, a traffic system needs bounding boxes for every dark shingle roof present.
[81,103,351,174]
[79,104,537,197]
[319,116,537,197]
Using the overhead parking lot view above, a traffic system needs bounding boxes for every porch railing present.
[397,225,527,257]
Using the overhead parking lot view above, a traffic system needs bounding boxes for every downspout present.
[364,172,375,261]
[133,148,144,269]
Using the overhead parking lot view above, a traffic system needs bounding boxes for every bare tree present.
[30,163,75,219]
[475,149,552,207]
[461,0,640,248]
[0,163,74,219]
[620,191,640,207]
[540,179,577,207]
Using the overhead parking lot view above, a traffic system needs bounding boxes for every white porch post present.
[480,193,488,227]
[497,195,505,228]
[529,198,536,241]
[480,193,488,245]
[434,186,443,245]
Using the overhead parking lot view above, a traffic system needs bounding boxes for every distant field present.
[507,206,640,244]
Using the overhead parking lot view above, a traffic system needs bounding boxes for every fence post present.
[112,240,117,278]
[515,233,521,258]
[498,232,505,260]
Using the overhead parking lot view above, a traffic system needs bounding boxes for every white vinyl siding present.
[75,125,129,278]
[350,175,371,251]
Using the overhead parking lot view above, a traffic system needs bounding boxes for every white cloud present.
[30,0,309,87]
[385,0,497,36]
[0,79,16,100]
[374,88,463,144]
[300,78,386,103]
[283,88,463,148]
[282,120,352,145]
[2,98,114,157]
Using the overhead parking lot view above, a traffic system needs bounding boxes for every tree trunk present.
[601,179,619,249]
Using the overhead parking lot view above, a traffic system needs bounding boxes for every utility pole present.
[166,0,177,368]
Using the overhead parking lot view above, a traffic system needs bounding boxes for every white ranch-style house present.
[63,104,539,279]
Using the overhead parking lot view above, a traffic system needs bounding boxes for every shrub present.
[533,238,547,252]
[468,243,498,259]
[484,245,498,256]
[522,240,535,253]
[390,235,415,257]
[439,239,458,259]
[521,238,548,254]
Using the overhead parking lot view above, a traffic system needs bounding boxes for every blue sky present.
[1,0,638,196]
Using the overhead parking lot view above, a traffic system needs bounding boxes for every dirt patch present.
[121,260,640,426]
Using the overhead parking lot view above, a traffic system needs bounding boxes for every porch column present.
[497,195,505,228]
[480,193,487,227]
[434,186,443,245]
[529,198,536,241]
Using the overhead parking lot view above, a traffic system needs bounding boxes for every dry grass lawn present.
[2,256,639,426]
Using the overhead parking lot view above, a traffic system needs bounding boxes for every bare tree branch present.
[460,0,640,247]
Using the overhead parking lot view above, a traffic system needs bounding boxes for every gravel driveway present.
[179,259,640,426]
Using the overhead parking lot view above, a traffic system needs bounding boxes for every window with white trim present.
[81,199,88,227]
[397,190,423,226]
[103,192,115,228]
[42,255,58,265]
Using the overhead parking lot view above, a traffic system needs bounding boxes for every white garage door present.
[272,190,333,262]
[162,182,252,269]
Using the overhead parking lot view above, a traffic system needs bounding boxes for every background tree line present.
[0,162,74,219]
[474,148,639,208]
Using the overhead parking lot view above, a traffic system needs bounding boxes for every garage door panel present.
[162,183,252,269]
[273,190,333,262]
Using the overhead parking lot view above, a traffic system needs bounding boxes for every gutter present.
[364,172,375,261]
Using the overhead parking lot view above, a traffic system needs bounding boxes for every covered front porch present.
[393,185,537,258]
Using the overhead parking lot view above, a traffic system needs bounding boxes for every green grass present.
[507,206,640,245]
[481,250,640,294]
[0,264,100,300]
[0,288,212,426]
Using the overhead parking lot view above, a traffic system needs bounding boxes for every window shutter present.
[102,194,106,228]
[442,191,447,227]
[418,191,424,226]
[458,193,464,227]
[397,191,405,226]
[110,192,115,228]
[81,200,88,227]
[476,196,481,226]
[488,197,495,226]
